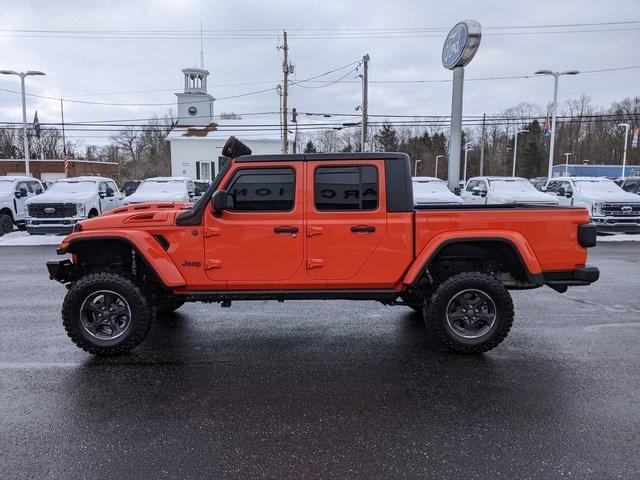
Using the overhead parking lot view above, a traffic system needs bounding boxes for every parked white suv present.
[463,176,559,205]
[0,176,45,235]
[123,177,196,205]
[412,177,463,206]
[544,176,640,233]
[25,176,124,235]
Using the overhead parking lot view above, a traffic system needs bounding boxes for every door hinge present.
[307,226,323,237]
[307,258,324,269]
[205,260,222,270]
[205,227,221,238]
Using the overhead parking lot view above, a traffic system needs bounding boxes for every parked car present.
[463,176,559,205]
[121,180,141,196]
[47,137,599,356]
[25,176,124,235]
[616,177,640,195]
[194,180,211,199]
[123,177,196,205]
[42,180,55,191]
[544,176,640,233]
[412,177,463,206]
[0,176,44,235]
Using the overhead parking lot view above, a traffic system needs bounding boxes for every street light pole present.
[435,155,444,178]
[563,152,572,176]
[534,69,579,179]
[463,142,475,184]
[512,129,529,177]
[414,159,421,177]
[618,123,630,179]
[0,69,46,176]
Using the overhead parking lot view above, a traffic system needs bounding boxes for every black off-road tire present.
[424,271,514,353]
[0,213,13,235]
[156,296,186,315]
[62,272,153,355]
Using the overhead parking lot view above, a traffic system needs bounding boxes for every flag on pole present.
[632,127,639,149]
[543,112,551,138]
[33,111,41,138]
[63,153,69,175]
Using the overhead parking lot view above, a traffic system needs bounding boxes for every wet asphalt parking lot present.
[1,243,639,479]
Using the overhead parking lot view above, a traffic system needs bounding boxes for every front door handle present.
[274,226,299,235]
[351,225,376,233]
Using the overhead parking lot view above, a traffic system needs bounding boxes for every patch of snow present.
[0,231,63,246]
[597,234,640,242]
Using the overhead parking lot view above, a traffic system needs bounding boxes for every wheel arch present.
[65,231,186,288]
[404,232,544,287]
[0,207,14,220]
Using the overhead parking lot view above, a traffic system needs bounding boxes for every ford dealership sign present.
[442,20,482,70]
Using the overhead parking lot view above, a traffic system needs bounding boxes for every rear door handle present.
[351,225,376,233]
[274,226,299,234]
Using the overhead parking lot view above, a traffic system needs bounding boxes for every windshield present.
[490,179,539,194]
[0,181,14,194]
[413,180,451,195]
[576,180,625,195]
[48,181,97,194]
[136,180,186,195]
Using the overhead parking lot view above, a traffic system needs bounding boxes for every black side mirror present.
[212,189,228,216]
[453,186,461,196]
[16,187,28,198]
[35,188,43,195]
[105,187,114,197]
[557,187,565,197]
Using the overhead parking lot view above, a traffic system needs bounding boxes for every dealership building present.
[0,158,119,182]
[551,164,640,178]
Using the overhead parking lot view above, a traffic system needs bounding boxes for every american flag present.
[543,112,551,138]
[63,153,69,175]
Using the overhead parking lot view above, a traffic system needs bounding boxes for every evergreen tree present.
[304,140,317,153]
[520,120,546,178]
[374,122,399,152]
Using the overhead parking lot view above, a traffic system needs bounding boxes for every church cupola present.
[182,67,209,94]
[175,66,214,126]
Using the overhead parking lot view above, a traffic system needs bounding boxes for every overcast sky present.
[1,0,638,146]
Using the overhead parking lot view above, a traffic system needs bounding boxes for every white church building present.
[167,66,283,180]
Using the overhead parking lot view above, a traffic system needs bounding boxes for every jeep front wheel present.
[62,272,153,355]
[425,272,514,353]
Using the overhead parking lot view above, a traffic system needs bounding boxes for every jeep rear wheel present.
[0,213,13,235]
[425,272,514,353]
[62,272,153,355]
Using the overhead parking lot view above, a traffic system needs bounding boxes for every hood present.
[25,191,96,204]
[414,190,464,204]
[493,191,559,204]
[586,191,640,203]
[74,202,192,232]
[124,191,189,204]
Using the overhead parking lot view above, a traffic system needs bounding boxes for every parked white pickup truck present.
[0,176,45,235]
[412,177,463,206]
[25,176,124,235]
[463,176,559,205]
[123,177,196,205]
[544,176,640,233]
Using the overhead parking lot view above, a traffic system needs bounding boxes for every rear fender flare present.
[403,230,543,286]
[64,230,186,288]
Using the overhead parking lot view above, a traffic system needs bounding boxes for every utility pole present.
[563,152,572,176]
[361,54,369,152]
[479,113,486,175]
[291,108,298,153]
[279,31,290,154]
[618,123,630,179]
[512,129,529,177]
[414,159,421,176]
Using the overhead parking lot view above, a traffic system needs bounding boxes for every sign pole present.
[441,19,481,191]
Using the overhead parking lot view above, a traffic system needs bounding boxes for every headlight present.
[76,203,86,217]
[592,203,603,216]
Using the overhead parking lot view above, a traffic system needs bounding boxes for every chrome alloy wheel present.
[80,290,132,340]
[445,289,497,339]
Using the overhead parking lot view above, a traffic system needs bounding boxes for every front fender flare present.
[63,229,186,288]
[403,230,543,286]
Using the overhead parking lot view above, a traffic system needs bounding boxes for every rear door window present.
[314,165,378,211]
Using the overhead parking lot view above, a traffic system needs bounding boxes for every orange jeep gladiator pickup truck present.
[48,137,599,355]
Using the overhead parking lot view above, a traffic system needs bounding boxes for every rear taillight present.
[578,223,597,248]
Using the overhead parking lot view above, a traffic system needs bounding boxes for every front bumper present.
[591,216,640,233]
[544,265,600,293]
[47,259,75,284]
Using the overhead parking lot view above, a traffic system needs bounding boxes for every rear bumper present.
[544,265,600,292]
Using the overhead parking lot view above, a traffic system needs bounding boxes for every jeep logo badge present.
[44,207,55,214]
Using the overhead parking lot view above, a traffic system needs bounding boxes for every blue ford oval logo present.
[44,207,55,214]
